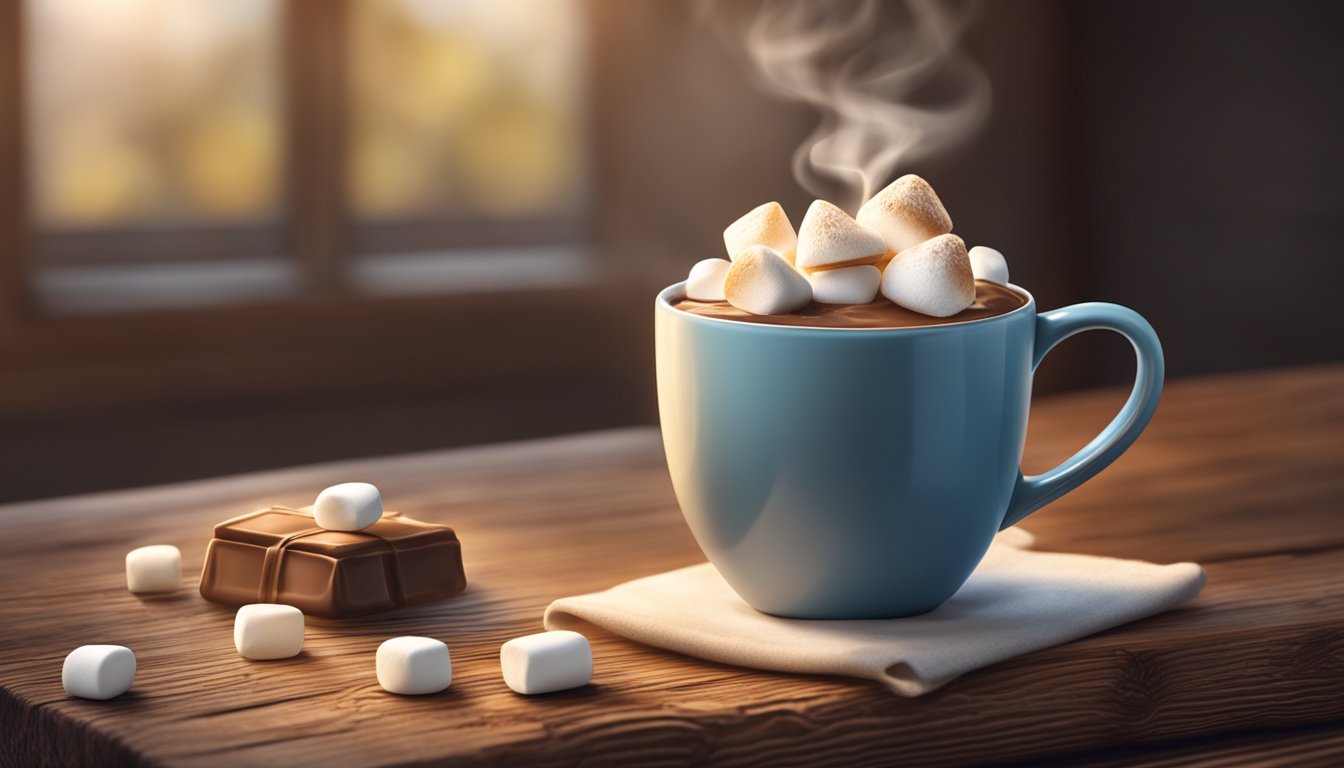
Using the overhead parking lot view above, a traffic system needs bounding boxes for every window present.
[30,0,283,230]
[345,0,592,293]
[348,1,586,223]
[15,0,591,313]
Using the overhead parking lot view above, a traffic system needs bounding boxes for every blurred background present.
[1,0,1340,502]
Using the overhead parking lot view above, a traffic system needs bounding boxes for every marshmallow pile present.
[66,482,592,701]
[686,175,1011,318]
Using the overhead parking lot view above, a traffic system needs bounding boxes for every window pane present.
[26,0,283,227]
[348,0,587,220]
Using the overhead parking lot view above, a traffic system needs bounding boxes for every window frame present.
[0,0,28,324]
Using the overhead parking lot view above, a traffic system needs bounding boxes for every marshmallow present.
[968,245,1010,285]
[500,630,592,695]
[313,482,383,532]
[881,234,976,318]
[724,245,813,315]
[125,544,181,594]
[724,201,797,264]
[686,258,731,301]
[795,200,887,272]
[857,174,953,254]
[808,265,881,305]
[62,645,136,700]
[376,636,453,695]
[234,604,304,660]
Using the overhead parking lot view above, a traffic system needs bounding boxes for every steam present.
[702,0,991,213]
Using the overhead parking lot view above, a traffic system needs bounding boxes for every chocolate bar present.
[200,506,465,619]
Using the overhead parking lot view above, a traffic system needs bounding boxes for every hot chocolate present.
[674,280,1025,329]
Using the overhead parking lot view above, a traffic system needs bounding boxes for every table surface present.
[2,364,1343,767]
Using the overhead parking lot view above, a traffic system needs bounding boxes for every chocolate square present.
[199,506,466,619]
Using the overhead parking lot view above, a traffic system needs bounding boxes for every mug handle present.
[1000,302,1164,530]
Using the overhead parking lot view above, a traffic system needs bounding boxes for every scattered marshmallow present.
[724,245,813,315]
[881,234,976,318]
[376,636,453,695]
[234,604,304,660]
[313,482,383,532]
[63,645,135,700]
[686,258,731,301]
[968,245,1010,285]
[500,630,592,695]
[857,174,953,254]
[125,544,181,594]
[723,202,797,264]
[795,200,887,272]
[808,265,881,305]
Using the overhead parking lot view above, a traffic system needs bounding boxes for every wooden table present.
[2,365,1342,767]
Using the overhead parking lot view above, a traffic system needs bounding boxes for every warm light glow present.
[347,0,587,218]
[26,0,282,226]
[26,0,588,229]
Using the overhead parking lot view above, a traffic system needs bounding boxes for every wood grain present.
[1032,722,1344,768]
[1,365,1342,767]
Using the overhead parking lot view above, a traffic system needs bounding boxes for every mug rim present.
[657,281,1037,334]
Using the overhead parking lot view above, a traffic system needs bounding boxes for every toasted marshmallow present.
[686,258,731,301]
[808,265,881,305]
[795,200,887,272]
[968,245,1010,285]
[724,202,797,264]
[880,234,975,317]
[857,175,953,254]
[724,245,812,315]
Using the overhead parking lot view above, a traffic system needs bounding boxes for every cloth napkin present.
[544,529,1206,696]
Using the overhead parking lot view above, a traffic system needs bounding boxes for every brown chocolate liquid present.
[674,280,1027,329]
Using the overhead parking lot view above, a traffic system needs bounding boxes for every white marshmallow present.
[376,636,452,695]
[795,200,887,272]
[857,174,953,253]
[723,201,797,264]
[724,245,813,315]
[968,245,1010,285]
[686,258,731,301]
[63,645,135,700]
[500,630,592,695]
[881,234,976,318]
[234,604,304,660]
[313,482,383,532]
[125,544,181,594]
[808,265,881,305]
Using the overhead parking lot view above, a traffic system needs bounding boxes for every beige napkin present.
[544,529,1206,696]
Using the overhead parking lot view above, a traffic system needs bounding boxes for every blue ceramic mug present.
[655,283,1163,618]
